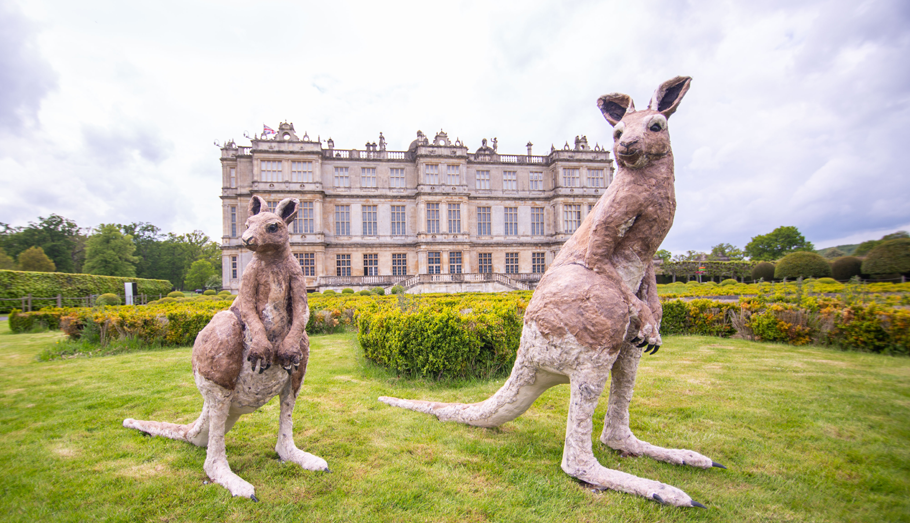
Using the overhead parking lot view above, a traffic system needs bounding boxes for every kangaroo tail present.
[123,410,209,447]
[379,361,567,428]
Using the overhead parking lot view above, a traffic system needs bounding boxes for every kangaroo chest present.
[256,270,291,342]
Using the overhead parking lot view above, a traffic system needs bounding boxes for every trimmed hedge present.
[752,262,775,282]
[358,298,525,379]
[832,256,863,281]
[862,239,910,276]
[0,270,172,313]
[774,252,832,280]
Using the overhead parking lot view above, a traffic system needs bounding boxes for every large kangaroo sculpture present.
[380,76,724,508]
[124,196,328,501]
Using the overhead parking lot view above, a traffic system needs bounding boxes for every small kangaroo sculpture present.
[381,77,724,508]
[124,196,327,501]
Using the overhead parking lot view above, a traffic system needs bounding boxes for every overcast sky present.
[1,0,908,254]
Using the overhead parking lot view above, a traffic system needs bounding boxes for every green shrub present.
[0,270,172,313]
[816,277,838,285]
[775,252,832,280]
[685,280,700,286]
[752,262,775,281]
[358,290,372,296]
[862,239,910,277]
[341,288,355,294]
[9,309,63,333]
[157,297,177,304]
[832,256,863,281]
[203,289,217,296]
[96,293,121,307]
[720,279,738,286]
[167,291,185,299]
[218,290,232,295]
[358,303,523,379]
[390,285,405,295]
[371,287,385,296]
[323,290,337,296]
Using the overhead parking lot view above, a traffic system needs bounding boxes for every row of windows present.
[231,252,549,280]
[230,202,593,237]
[333,252,547,276]
[248,161,605,190]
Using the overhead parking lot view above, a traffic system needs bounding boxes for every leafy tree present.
[672,250,705,262]
[118,222,166,281]
[17,246,56,272]
[0,248,15,270]
[184,259,216,290]
[861,239,910,277]
[744,226,814,261]
[654,249,672,263]
[83,224,140,277]
[0,215,86,272]
[709,243,744,260]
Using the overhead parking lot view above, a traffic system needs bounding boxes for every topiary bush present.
[861,239,910,278]
[816,277,838,285]
[775,252,832,280]
[720,279,738,286]
[752,262,776,282]
[203,289,216,296]
[96,293,122,306]
[157,297,177,304]
[323,290,337,296]
[167,291,185,299]
[358,290,372,296]
[371,287,385,296]
[390,285,405,295]
[831,256,863,281]
[341,288,354,294]
[218,290,232,295]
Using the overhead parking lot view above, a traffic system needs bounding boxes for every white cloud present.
[0,0,908,254]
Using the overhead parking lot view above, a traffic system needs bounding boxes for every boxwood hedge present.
[0,270,172,312]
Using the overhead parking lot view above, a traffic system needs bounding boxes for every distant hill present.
[817,244,859,258]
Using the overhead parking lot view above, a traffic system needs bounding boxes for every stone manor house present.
[219,122,614,293]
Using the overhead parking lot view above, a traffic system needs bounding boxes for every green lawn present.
[1,320,908,522]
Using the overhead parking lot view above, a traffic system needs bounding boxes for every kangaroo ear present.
[649,76,692,117]
[248,195,265,216]
[275,198,299,225]
[597,93,635,126]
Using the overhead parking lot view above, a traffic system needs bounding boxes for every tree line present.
[0,215,222,291]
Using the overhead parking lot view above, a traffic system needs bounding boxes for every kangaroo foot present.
[276,443,329,472]
[565,462,705,508]
[204,456,256,499]
[601,432,718,469]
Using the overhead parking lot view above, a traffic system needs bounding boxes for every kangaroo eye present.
[267,223,278,233]
[647,115,667,132]
[612,121,625,140]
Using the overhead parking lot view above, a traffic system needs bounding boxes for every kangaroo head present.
[597,76,691,170]
[241,196,299,254]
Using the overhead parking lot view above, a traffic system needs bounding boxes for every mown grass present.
[1,320,909,522]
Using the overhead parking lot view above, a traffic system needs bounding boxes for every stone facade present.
[219,122,613,293]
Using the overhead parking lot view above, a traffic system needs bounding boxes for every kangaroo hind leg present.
[600,343,719,469]
[561,370,702,507]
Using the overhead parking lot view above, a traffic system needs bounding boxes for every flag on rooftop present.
[263,125,276,136]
